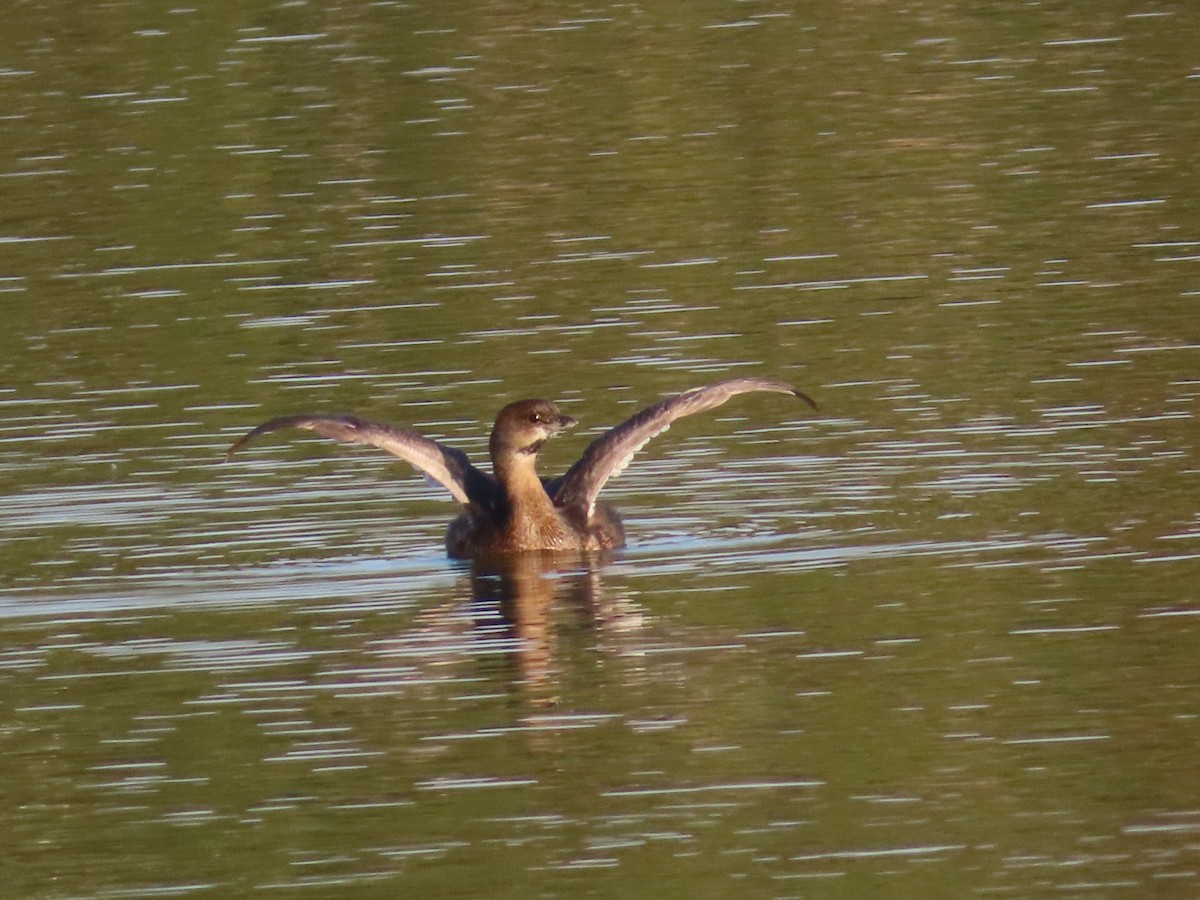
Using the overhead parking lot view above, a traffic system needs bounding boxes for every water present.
[3,2,1199,897]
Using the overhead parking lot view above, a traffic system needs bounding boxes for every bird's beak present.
[556,414,578,432]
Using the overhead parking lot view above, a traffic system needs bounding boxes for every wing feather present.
[551,378,816,518]
[225,414,495,508]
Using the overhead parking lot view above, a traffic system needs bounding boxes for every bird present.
[225,377,817,558]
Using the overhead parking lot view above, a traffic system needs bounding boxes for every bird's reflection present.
[460,552,641,706]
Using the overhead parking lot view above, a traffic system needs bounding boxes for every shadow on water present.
[461,552,639,707]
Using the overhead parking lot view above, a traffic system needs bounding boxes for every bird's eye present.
[528,413,544,424]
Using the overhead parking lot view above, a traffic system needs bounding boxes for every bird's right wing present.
[225,414,496,508]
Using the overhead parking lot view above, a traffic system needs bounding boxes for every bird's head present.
[489,399,577,458]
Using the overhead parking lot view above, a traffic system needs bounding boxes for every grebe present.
[226,378,817,558]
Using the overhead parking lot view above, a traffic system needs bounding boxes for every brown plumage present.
[225,378,818,558]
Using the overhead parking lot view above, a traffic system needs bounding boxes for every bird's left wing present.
[550,378,817,519]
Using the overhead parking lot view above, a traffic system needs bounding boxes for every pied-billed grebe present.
[226,377,817,558]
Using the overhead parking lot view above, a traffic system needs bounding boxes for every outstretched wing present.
[225,414,496,508]
[550,378,817,519]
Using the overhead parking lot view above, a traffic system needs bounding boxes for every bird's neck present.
[492,448,552,514]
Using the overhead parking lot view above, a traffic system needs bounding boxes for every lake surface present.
[2,2,1198,897]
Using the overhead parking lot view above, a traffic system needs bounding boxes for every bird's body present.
[226,378,816,559]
